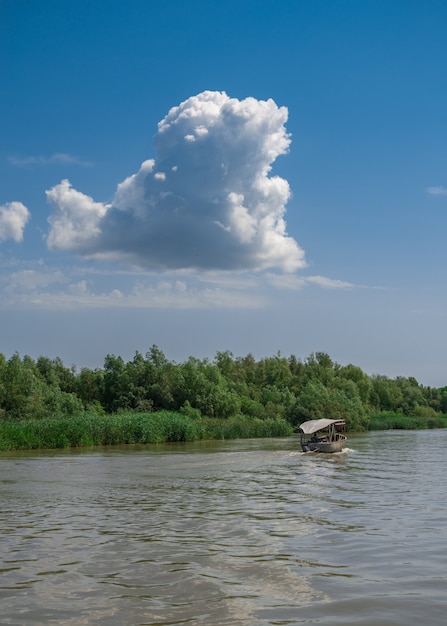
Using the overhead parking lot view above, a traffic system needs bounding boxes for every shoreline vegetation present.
[1,346,446,451]
[0,412,293,451]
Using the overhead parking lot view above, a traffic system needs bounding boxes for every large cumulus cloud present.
[46,91,305,272]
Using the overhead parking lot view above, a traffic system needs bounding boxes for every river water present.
[1,430,446,625]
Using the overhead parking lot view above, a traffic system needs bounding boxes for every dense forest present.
[1,346,446,432]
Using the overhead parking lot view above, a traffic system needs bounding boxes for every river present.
[1,430,446,625]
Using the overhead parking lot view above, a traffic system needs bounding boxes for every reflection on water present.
[1,432,446,625]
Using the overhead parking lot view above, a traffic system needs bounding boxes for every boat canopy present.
[299,419,345,434]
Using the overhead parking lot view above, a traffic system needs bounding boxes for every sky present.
[1,0,446,386]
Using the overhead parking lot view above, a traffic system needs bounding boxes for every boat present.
[299,418,347,453]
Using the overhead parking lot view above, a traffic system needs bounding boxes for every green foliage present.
[0,346,446,450]
[338,364,372,404]
[368,411,447,431]
[0,353,83,420]
[196,417,293,440]
[291,379,369,431]
[0,412,292,450]
[76,368,104,408]
[439,387,447,414]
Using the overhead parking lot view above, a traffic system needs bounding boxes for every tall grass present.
[0,412,293,451]
[196,417,293,440]
[368,411,447,431]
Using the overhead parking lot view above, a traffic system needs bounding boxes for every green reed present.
[368,411,447,431]
[196,417,293,440]
[0,412,293,451]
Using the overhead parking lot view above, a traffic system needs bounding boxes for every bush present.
[411,405,439,418]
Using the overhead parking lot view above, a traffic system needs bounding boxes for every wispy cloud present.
[426,185,447,196]
[305,275,354,289]
[6,268,66,290]
[0,266,267,311]
[45,91,306,273]
[266,273,307,290]
[8,152,94,167]
[0,257,361,312]
[266,273,354,290]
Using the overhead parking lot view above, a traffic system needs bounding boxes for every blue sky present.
[1,0,446,386]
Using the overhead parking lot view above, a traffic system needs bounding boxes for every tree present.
[370,375,404,412]
[303,352,336,386]
[76,367,104,409]
[292,379,368,430]
[1,353,82,420]
[338,364,372,404]
[102,354,127,412]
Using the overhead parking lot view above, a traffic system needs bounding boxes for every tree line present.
[1,347,446,430]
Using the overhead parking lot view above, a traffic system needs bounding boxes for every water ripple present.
[1,432,446,624]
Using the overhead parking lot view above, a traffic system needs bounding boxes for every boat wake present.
[339,447,354,454]
[288,447,354,457]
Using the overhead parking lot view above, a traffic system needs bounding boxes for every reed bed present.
[368,411,447,431]
[0,411,293,451]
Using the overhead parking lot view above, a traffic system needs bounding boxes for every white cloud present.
[426,185,447,196]
[113,159,155,219]
[45,91,306,273]
[266,273,308,290]
[0,257,359,313]
[9,153,93,167]
[0,201,30,242]
[0,268,267,311]
[266,273,354,290]
[8,269,66,290]
[46,179,110,251]
[306,275,354,289]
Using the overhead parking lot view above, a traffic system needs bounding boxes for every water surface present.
[1,431,446,624]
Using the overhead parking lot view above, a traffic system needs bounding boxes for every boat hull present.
[307,436,346,453]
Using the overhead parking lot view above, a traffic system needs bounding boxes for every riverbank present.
[2,410,446,452]
[0,411,293,451]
